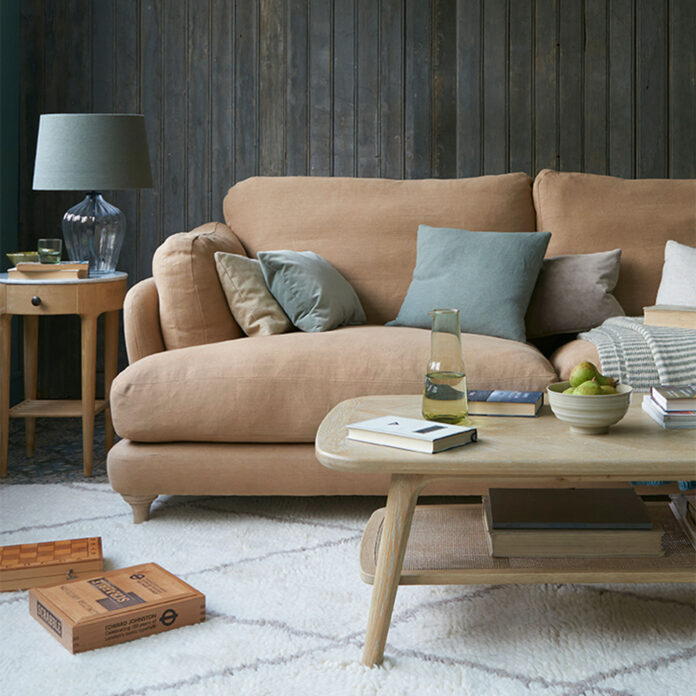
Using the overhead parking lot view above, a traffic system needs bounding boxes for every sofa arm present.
[123,277,165,363]
[153,222,247,350]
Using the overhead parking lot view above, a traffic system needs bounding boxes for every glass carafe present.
[422,308,468,424]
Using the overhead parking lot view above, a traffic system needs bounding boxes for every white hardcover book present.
[346,415,477,453]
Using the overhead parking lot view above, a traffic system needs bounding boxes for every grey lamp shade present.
[33,113,153,191]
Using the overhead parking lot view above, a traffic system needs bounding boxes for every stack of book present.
[482,488,663,558]
[641,385,696,429]
[8,261,88,280]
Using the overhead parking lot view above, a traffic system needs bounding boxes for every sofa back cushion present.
[153,222,246,350]
[223,173,536,324]
[533,170,696,317]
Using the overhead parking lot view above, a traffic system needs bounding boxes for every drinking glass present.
[38,238,62,264]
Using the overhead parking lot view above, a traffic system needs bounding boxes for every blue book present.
[466,390,543,417]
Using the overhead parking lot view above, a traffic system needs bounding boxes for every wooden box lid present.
[0,537,103,591]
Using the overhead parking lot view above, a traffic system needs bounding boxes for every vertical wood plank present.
[333,0,356,176]
[308,0,331,175]
[18,0,44,253]
[286,0,308,175]
[482,0,507,174]
[187,0,210,226]
[558,0,583,172]
[379,0,403,178]
[534,0,558,173]
[356,0,379,177]
[508,0,533,175]
[91,0,114,114]
[259,0,286,176]
[431,0,456,178]
[162,0,187,234]
[113,0,140,282]
[608,0,633,178]
[139,0,163,275]
[636,0,667,178]
[404,0,431,179]
[456,0,482,177]
[584,0,608,174]
[235,0,259,182]
[669,0,696,179]
[211,0,235,216]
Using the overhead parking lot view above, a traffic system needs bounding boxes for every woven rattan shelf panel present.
[360,502,696,585]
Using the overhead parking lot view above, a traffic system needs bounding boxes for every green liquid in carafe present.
[422,371,468,424]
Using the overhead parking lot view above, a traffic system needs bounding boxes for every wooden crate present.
[0,537,103,592]
[29,562,205,653]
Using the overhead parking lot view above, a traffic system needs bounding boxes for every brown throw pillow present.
[525,249,624,338]
[214,252,292,336]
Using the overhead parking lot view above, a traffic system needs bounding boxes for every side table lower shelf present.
[9,400,107,418]
[360,502,696,586]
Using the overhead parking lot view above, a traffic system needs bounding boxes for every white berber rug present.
[1,483,695,696]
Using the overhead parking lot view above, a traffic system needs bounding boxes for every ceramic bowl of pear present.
[547,381,632,435]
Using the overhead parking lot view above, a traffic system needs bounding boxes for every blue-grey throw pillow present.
[388,226,551,342]
[257,250,366,332]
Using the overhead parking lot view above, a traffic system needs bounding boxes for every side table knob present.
[31,296,42,306]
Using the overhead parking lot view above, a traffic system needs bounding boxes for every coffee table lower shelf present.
[360,502,696,586]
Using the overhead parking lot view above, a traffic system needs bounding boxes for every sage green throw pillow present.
[388,225,551,343]
[257,250,366,332]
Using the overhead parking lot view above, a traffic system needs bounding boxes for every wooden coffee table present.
[315,395,696,667]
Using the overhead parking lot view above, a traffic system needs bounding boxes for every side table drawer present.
[4,284,79,315]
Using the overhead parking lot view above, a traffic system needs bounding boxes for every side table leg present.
[103,310,119,452]
[0,314,11,477]
[362,473,426,667]
[23,315,39,457]
[80,314,98,477]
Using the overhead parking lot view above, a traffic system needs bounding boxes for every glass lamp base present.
[62,192,126,274]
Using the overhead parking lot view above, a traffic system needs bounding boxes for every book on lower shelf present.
[346,415,477,453]
[643,304,696,330]
[466,390,543,417]
[482,489,663,558]
[641,395,696,429]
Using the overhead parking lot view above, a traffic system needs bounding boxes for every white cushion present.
[655,240,696,307]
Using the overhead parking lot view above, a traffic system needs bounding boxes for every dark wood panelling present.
[608,0,633,178]
[17,0,695,397]
[636,0,668,178]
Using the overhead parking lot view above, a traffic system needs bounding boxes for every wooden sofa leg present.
[122,494,158,523]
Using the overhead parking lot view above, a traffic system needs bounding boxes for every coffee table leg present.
[362,473,426,667]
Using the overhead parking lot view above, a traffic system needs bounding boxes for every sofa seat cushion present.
[111,326,557,444]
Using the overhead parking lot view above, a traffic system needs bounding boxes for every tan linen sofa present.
[107,171,695,522]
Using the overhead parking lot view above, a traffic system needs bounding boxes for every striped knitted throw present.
[579,316,696,391]
[579,316,696,490]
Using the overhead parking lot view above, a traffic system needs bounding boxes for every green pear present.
[569,361,599,388]
[599,384,617,394]
[562,386,576,394]
[596,373,618,387]
[575,379,603,395]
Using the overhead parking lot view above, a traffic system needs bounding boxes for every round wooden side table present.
[0,272,127,477]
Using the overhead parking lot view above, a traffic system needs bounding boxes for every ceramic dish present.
[6,252,40,265]
[547,381,632,435]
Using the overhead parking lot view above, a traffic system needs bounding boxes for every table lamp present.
[32,113,153,274]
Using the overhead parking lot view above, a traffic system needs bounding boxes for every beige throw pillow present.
[214,252,292,336]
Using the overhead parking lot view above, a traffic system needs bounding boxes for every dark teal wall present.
[1,0,21,404]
